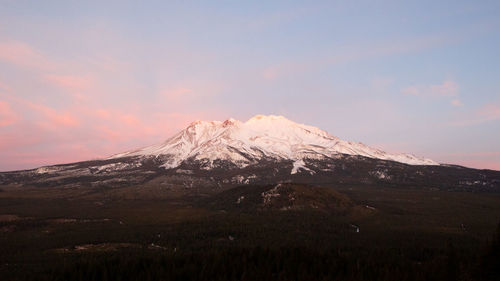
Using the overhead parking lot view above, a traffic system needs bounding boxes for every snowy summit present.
[110,115,438,169]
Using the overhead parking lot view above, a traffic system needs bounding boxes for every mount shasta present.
[110,115,437,169]
[1,115,499,192]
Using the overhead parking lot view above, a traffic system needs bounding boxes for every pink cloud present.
[95,125,123,142]
[0,100,19,127]
[85,108,216,146]
[20,100,80,128]
[0,41,56,70]
[0,130,42,150]
[0,95,80,129]
[44,74,93,91]
[119,114,140,127]
[430,80,459,97]
[402,80,462,107]
[262,67,278,80]
[94,108,111,119]
[0,38,228,170]
[451,99,463,107]
[0,147,105,171]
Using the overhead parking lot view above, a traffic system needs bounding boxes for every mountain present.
[109,115,437,170]
[0,115,499,193]
[2,116,500,281]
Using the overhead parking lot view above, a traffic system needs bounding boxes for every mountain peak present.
[109,115,439,169]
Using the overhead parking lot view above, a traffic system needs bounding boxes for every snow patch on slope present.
[291,160,315,175]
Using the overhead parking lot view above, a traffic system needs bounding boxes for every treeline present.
[13,241,495,281]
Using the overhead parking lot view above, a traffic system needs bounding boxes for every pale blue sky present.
[0,0,499,170]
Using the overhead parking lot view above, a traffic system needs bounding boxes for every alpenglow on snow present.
[109,115,438,170]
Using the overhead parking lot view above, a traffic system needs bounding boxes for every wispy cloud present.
[0,40,56,70]
[44,74,93,91]
[0,100,19,127]
[451,99,463,107]
[28,102,80,128]
[259,31,466,80]
[0,93,224,170]
[450,99,500,126]
[478,100,500,122]
[402,80,459,97]
[402,80,462,106]
[0,38,227,170]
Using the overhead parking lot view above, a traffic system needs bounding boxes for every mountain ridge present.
[2,114,499,193]
[109,114,438,171]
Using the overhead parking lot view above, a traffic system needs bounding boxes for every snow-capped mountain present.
[3,114,500,193]
[110,115,438,169]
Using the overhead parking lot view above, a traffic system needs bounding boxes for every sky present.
[0,0,499,171]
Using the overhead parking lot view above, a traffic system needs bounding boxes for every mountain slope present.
[110,115,438,170]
